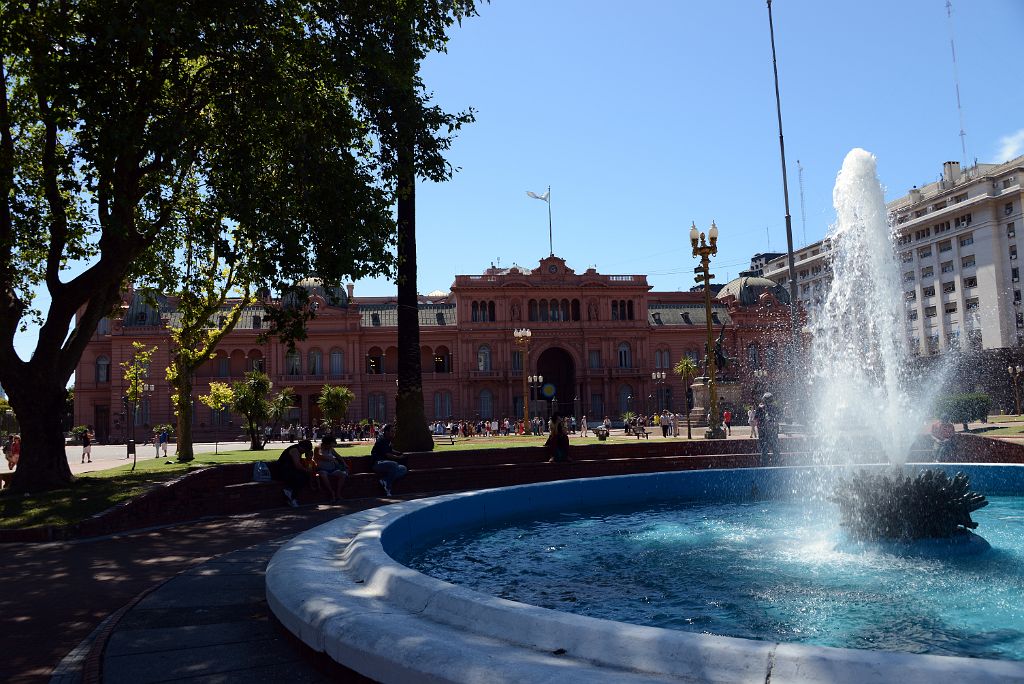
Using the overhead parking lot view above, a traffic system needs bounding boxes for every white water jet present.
[810,149,939,464]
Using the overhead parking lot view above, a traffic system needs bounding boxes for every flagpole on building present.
[547,185,553,256]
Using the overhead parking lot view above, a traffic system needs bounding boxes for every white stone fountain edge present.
[266,465,1024,684]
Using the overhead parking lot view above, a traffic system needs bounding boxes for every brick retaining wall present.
[4,435,1021,543]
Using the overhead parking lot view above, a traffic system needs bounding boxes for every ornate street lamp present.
[528,374,544,422]
[514,328,532,424]
[692,221,726,439]
[652,371,667,412]
[753,368,769,398]
[1009,365,1023,416]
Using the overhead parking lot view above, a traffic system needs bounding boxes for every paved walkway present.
[65,441,257,477]
[93,536,367,684]
[1,500,393,684]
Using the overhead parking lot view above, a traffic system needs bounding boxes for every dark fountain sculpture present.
[829,469,988,542]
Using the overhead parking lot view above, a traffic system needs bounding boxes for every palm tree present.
[267,387,296,445]
[317,385,355,433]
[674,356,698,439]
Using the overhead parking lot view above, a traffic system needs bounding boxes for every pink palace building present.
[74,255,793,443]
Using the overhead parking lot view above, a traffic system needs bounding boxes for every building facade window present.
[588,349,601,369]
[307,349,322,376]
[961,256,975,269]
[368,393,387,422]
[95,356,110,383]
[617,342,632,368]
[959,234,974,247]
[366,349,383,374]
[479,389,494,419]
[618,385,633,415]
[477,345,491,371]
[923,285,936,297]
[330,349,344,376]
[964,276,978,288]
[433,391,452,419]
[286,350,301,376]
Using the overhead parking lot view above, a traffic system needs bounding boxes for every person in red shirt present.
[722,409,732,436]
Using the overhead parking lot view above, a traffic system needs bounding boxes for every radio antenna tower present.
[797,159,807,246]
[946,0,969,166]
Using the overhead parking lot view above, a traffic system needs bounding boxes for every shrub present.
[934,393,992,430]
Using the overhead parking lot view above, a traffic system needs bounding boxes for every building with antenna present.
[759,155,1024,356]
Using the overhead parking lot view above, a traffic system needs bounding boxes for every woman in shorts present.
[314,435,348,503]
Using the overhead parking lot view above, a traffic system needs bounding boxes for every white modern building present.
[759,155,1024,356]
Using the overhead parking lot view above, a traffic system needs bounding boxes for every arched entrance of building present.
[535,347,576,419]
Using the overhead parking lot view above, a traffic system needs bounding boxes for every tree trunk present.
[174,373,195,462]
[392,121,433,453]
[8,382,73,492]
[247,418,261,451]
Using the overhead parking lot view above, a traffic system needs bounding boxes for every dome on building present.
[716,276,791,306]
[284,278,348,308]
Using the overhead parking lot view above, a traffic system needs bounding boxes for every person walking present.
[748,406,758,439]
[580,414,588,437]
[81,426,94,463]
[158,427,169,457]
[723,408,732,436]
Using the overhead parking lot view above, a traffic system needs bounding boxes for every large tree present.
[1,1,485,492]
[335,1,480,452]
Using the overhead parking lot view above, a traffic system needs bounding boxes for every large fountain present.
[266,150,1024,682]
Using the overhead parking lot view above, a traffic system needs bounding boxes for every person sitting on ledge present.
[276,439,314,508]
[314,435,349,504]
[371,424,407,497]
[546,413,572,463]
[930,414,956,462]
[755,393,780,466]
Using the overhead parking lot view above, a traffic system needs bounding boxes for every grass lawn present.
[972,423,1024,436]
[0,433,650,529]
[985,414,1024,424]
[0,450,272,530]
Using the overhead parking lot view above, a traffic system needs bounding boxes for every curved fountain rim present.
[266,465,1024,684]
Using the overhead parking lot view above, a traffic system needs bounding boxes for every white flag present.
[526,190,550,202]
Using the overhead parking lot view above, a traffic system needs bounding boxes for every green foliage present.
[121,343,157,404]
[267,387,297,428]
[621,411,636,424]
[317,385,355,429]
[230,371,273,449]
[935,393,992,428]
[199,382,234,412]
[673,356,698,383]
[71,425,89,438]
[0,1,482,490]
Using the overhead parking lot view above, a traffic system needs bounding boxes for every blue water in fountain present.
[406,496,1024,660]
[405,150,1024,662]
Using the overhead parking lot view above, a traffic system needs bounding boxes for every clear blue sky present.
[366,0,1024,294]
[13,0,1024,362]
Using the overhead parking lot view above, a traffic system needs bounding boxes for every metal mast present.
[798,160,807,246]
[946,0,969,166]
